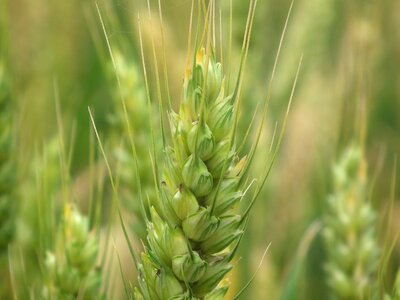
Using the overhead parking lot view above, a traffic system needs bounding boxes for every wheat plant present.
[323,144,379,299]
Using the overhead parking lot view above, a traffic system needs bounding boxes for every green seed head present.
[42,204,102,299]
[323,144,379,299]
[63,205,98,274]
[136,39,250,297]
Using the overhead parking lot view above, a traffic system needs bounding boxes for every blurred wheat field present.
[1,0,400,299]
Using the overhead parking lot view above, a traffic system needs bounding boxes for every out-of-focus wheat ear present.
[41,203,104,300]
[323,144,379,299]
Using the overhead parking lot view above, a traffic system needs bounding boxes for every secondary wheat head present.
[323,144,379,299]
[42,203,103,300]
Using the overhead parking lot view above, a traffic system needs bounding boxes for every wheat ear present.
[133,11,257,295]
[323,144,379,299]
[42,203,103,300]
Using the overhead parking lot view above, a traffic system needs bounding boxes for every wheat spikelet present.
[323,144,379,299]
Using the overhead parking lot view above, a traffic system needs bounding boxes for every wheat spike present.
[42,203,103,300]
[323,144,379,299]
[134,20,252,298]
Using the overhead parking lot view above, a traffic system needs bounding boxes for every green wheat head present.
[133,12,260,295]
[42,203,103,300]
[323,144,379,299]
[135,49,240,299]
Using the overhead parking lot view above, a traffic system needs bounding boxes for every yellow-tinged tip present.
[184,67,192,82]
[196,48,205,64]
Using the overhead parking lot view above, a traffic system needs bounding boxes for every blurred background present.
[1,0,399,299]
